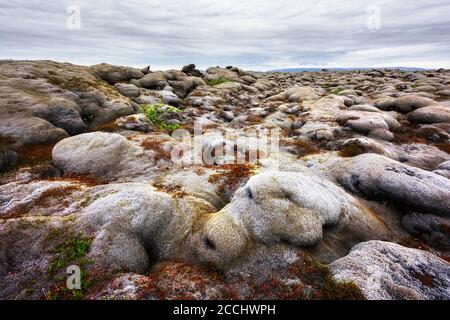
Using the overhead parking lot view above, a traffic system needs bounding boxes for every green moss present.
[205,77,233,86]
[48,233,92,274]
[45,232,95,300]
[140,103,181,131]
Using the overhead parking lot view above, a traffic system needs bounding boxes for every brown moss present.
[440,223,450,234]
[398,237,429,251]
[17,144,54,167]
[90,122,119,133]
[281,139,320,157]
[125,116,137,123]
[292,253,365,300]
[434,142,450,154]
[153,184,188,198]
[136,251,363,300]
[398,237,450,263]
[47,74,123,100]
[34,185,80,207]
[393,122,447,144]
[246,114,263,124]
[411,271,435,287]
[338,144,366,157]
[47,173,108,186]
[206,164,255,204]
[2,185,81,219]
[392,123,450,154]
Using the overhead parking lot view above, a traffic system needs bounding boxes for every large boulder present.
[131,72,168,90]
[0,117,69,146]
[78,183,216,273]
[340,138,390,157]
[330,241,450,300]
[333,154,450,216]
[52,132,149,179]
[337,110,400,141]
[168,76,206,99]
[408,105,450,124]
[193,170,389,269]
[181,64,203,78]
[204,67,242,83]
[396,144,450,171]
[402,213,450,250]
[267,86,319,102]
[114,83,140,98]
[0,60,135,146]
[79,184,178,273]
[376,95,436,113]
[88,63,144,84]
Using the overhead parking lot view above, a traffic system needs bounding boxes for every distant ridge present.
[270,67,428,72]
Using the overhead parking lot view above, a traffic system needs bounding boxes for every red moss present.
[207,164,254,194]
[208,252,364,300]
[45,266,113,300]
[18,144,54,165]
[137,261,238,300]
[141,139,172,162]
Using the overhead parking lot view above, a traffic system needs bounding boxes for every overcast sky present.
[1,0,449,70]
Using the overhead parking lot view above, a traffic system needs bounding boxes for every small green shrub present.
[205,77,232,86]
[140,103,181,131]
[330,87,343,95]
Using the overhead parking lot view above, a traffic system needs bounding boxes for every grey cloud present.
[0,0,449,70]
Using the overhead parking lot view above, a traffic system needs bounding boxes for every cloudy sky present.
[1,0,450,70]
